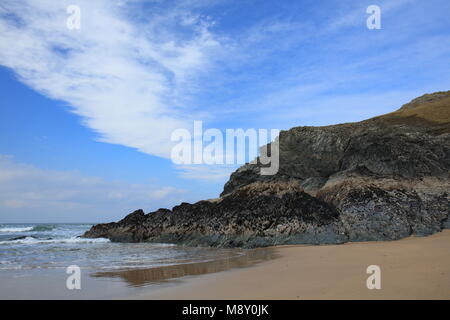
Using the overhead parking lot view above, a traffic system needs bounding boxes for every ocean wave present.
[149,243,177,247]
[0,227,34,233]
[31,225,55,232]
[0,236,110,245]
[0,225,56,233]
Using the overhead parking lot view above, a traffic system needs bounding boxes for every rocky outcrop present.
[222,91,450,196]
[83,181,348,247]
[83,91,450,247]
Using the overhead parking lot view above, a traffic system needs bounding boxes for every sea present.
[0,223,273,299]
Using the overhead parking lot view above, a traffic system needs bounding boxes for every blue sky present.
[0,0,449,222]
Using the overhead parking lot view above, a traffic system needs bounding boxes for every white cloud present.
[175,164,237,182]
[0,0,221,159]
[149,186,181,199]
[0,155,188,222]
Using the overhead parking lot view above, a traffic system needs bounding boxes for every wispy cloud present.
[204,0,450,128]
[0,0,221,159]
[0,155,188,222]
[175,164,237,182]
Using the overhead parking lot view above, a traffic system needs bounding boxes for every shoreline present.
[93,247,276,288]
[134,230,450,300]
[0,245,276,299]
[1,230,449,299]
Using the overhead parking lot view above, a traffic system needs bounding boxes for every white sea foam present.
[150,243,176,247]
[0,236,110,245]
[0,227,34,233]
[0,224,232,273]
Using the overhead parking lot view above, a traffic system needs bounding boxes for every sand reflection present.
[91,247,276,287]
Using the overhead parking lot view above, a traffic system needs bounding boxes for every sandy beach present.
[137,230,450,300]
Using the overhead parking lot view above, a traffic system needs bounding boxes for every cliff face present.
[222,91,450,196]
[83,91,450,248]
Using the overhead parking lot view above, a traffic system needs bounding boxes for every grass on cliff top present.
[393,96,450,123]
[285,91,450,133]
[372,91,450,126]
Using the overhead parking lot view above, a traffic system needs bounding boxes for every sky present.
[0,0,449,222]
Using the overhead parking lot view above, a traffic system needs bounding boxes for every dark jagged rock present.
[83,182,348,247]
[83,91,450,247]
[9,235,29,241]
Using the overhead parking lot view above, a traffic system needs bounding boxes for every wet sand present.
[0,247,275,299]
[136,230,450,300]
[92,248,276,287]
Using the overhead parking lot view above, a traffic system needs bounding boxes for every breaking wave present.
[0,236,110,245]
[0,225,55,233]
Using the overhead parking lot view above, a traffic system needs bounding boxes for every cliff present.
[83,91,450,247]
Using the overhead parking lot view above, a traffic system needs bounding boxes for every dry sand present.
[138,230,450,300]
